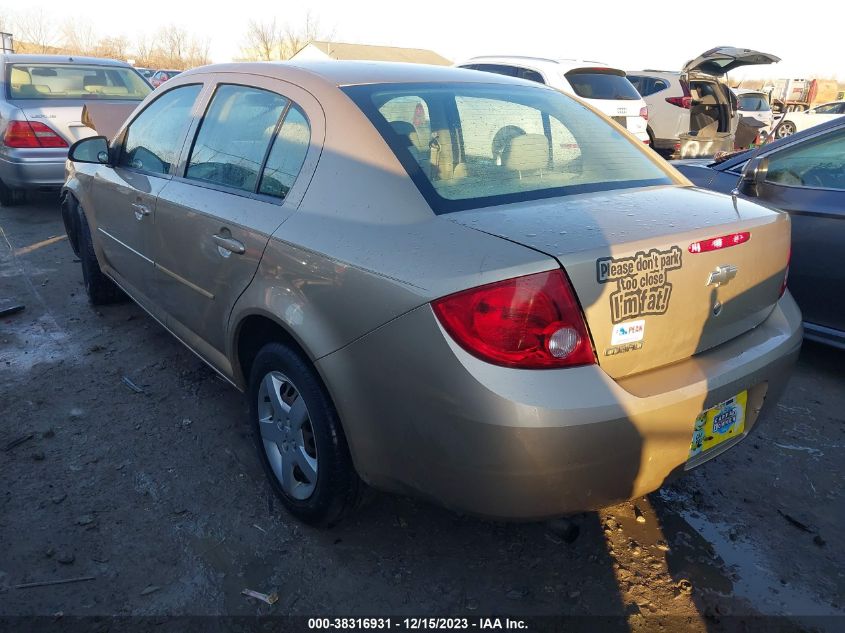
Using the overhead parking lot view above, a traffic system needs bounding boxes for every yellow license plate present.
[688,391,747,459]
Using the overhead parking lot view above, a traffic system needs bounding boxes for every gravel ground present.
[1,195,843,631]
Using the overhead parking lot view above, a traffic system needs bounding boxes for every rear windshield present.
[7,63,152,100]
[737,94,770,111]
[344,82,671,213]
[564,70,642,101]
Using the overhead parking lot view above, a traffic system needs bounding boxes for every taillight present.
[432,270,595,369]
[779,247,791,298]
[639,106,648,120]
[666,79,692,109]
[3,120,68,148]
[665,96,692,109]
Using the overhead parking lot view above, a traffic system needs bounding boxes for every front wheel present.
[249,342,363,526]
[776,120,796,138]
[76,205,125,305]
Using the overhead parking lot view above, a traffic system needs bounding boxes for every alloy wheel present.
[257,371,318,500]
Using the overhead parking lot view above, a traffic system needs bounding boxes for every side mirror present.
[68,136,110,165]
[736,155,769,197]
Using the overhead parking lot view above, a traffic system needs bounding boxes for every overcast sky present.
[4,0,841,79]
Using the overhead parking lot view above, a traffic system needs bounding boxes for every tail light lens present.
[666,79,692,109]
[666,96,692,109]
[432,270,595,369]
[779,247,791,298]
[3,121,68,148]
[639,106,649,120]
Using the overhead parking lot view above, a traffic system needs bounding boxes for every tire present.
[646,127,657,153]
[0,179,26,207]
[76,205,125,305]
[776,120,796,138]
[61,194,81,258]
[249,342,363,527]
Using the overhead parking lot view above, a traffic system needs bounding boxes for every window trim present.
[114,83,204,180]
[343,82,672,214]
[173,82,312,205]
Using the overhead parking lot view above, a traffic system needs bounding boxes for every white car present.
[628,47,779,157]
[775,100,845,138]
[734,89,774,134]
[456,56,650,145]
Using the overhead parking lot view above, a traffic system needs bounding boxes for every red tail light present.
[3,121,68,148]
[666,96,692,109]
[639,106,648,120]
[666,79,692,109]
[779,247,791,298]
[688,231,751,253]
[432,270,595,369]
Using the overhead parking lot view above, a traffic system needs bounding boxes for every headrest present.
[390,120,422,150]
[502,134,548,172]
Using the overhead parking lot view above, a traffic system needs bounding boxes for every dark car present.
[675,117,845,349]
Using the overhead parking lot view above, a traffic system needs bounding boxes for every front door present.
[152,80,318,371]
[756,126,845,331]
[91,84,203,300]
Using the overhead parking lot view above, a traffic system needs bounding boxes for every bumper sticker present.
[610,319,645,346]
[596,247,683,323]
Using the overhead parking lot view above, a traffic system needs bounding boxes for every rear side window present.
[346,82,670,213]
[186,85,287,192]
[463,64,545,85]
[627,75,669,97]
[564,70,641,100]
[258,106,311,199]
[8,63,151,100]
[119,84,202,175]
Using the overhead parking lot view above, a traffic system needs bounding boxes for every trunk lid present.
[682,47,780,77]
[448,185,790,379]
[10,98,137,145]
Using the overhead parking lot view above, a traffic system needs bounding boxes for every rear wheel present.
[776,120,796,138]
[249,342,362,526]
[76,205,125,305]
[0,179,26,207]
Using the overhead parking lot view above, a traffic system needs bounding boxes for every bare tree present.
[241,18,281,61]
[60,18,98,56]
[15,9,57,53]
[239,11,335,61]
[279,10,330,60]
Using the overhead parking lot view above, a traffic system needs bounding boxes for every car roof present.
[458,56,621,73]
[0,53,131,67]
[734,89,766,96]
[715,115,845,171]
[180,60,543,90]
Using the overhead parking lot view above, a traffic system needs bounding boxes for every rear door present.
[746,125,845,331]
[152,77,322,368]
[91,84,202,299]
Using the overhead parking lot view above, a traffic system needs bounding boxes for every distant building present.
[290,40,451,66]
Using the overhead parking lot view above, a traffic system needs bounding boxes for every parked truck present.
[744,78,841,113]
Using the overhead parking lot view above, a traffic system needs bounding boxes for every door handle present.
[131,202,151,220]
[213,234,245,255]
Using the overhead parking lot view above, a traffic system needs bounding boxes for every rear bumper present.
[0,148,67,188]
[317,292,803,520]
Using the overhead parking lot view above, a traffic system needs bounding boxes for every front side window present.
[258,106,311,199]
[766,129,845,190]
[812,103,840,115]
[346,82,670,213]
[8,63,151,100]
[119,84,202,175]
[186,85,288,192]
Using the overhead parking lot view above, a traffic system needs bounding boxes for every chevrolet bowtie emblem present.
[707,265,738,287]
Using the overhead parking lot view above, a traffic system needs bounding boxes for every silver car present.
[0,54,151,206]
[62,62,801,526]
